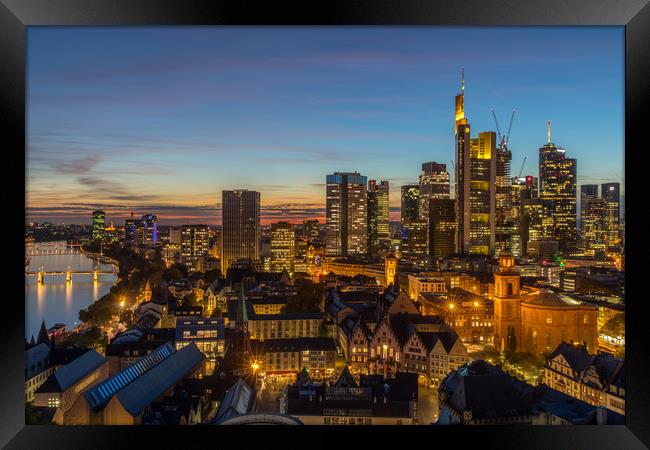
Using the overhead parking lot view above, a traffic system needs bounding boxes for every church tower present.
[384,253,398,287]
[491,250,522,352]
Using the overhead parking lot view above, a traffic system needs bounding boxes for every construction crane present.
[518,156,527,178]
[491,108,516,150]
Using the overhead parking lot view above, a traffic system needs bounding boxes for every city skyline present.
[27,27,624,225]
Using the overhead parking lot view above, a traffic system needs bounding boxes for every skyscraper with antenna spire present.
[539,120,578,255]
[454,69,496,255]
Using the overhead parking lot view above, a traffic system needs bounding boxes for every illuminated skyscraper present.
[367,179,389,255]
[579,185,598,252]
[521,198,545,256]
[601,182,621,251]
[512,176,539,256]
[428,198,456,258]
[140,214,158,245]
[400,219,428,257]
[454,70,494,255]
[221,190,261,273]
[400,184,420,224]
[303,219,320,242]
[539,121,577,254]
[270,222,296,272]
[325,172,368,256]
[181,224,210,271]
[124,218,138,246]
[495,145,517,255]
[581,197,607,256]
[418,162,450,221]
[91,210,105,242]
[464,131,496,255]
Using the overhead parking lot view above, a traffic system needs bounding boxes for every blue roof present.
[114,343,205,416]
[83,342,176,410]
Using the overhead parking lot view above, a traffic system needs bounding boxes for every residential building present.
[281,368,418,425]
[438,360,623,425]
[181,225,209,271]
[270,222,296,272]
[543,342,625,416]
[250,337,337,375]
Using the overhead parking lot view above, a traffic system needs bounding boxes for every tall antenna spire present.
[547,120,551,144]
[461,67,465,92]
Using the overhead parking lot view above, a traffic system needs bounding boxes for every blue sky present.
[26,27,624,225]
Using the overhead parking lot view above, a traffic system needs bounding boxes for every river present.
[25,241,117,340]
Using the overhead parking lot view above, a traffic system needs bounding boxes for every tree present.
[63,326,107,352]
[507,326,517,353]
[182,292,200,307]
[601,312,625,337]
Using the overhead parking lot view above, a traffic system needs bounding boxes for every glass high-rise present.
[221,190,261,273]
[140,214,158,245]
[418,162,450,221]
[429,198,456,258]
[91,210,105,242]
[601,182,621,251]
[539,122,577,255]
[400,185,420,224]
[463,131,496,256]
[367,179,389,255]
[325,172,368,256]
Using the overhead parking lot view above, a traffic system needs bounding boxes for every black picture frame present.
[2,0,648,448]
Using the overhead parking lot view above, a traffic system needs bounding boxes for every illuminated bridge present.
[25,269,116,283]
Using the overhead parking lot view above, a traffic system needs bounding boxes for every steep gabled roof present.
[334,366,357,388]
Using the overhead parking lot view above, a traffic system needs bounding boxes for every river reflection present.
[25,241,117,339]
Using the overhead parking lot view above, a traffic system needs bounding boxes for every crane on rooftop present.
[491,108,516,151]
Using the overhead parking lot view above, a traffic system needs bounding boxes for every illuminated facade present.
[180,225,209,271]
[270,222,296,272]
[400,219,428,257]
[581,197,607,256]
[495,146,518,256]
[418,162,450,221]
[467,132,496,255]
[303,219,320,242]
[140,214,158,245]
[490,251,598,355]
[400,184,420,224]
[512,176,539,256]
[325,172,368,256]
[91,210,105,242]
[367,179,390,255]
[601,183,620,251]
[221,190,261,274]
[539,122,577,254]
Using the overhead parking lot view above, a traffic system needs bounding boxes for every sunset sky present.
[26,27,624,226]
